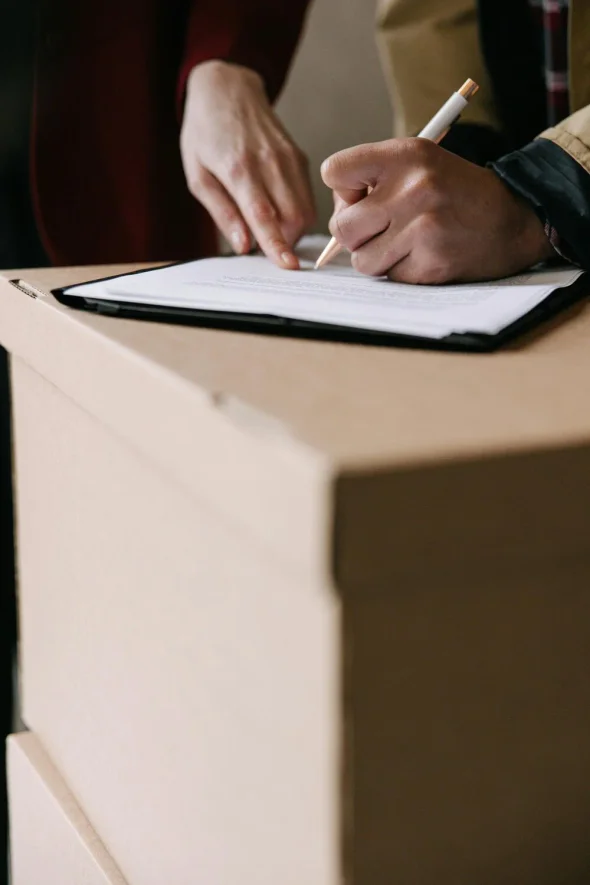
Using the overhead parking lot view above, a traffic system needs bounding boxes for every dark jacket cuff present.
[491,139,590,269]
[440,123,511,167]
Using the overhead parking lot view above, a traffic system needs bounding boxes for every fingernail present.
[231,230,245,253]
[281,251,299,270]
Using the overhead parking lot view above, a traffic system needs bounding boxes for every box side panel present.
[12,360,341,885]
[345,563,590,885]
[8,733,127,885]
[0,279,332,582]
[335,451,590,587]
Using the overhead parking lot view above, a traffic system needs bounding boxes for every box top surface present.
[3,263,590,472]
[3,264,590,583]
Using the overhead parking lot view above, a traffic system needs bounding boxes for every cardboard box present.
[8,733,127,885]
[2,266,590,885]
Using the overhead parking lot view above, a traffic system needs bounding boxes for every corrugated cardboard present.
[1,266,590,885]
[11,355,340,885]
[8,732,127,885]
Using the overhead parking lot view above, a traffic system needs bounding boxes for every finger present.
[333,192,348,213]
[387,254,423,285]
[387,249,453,286]
[285,152,317,242]
[321,143,391,195]
[331,185,366,206]
[246,192,300,269]
[263,147,317,247]
[327,190,367,243]
[328,191,392,252]
[268,120,317,240]
[386,217,457,285]
[334,189,366,212]
[351,225,411,277]
[185,163,251,254]
[218,156,300,269]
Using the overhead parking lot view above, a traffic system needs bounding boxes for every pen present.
[314,78,480,270]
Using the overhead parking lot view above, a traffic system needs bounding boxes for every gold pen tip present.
[458,78,479,100]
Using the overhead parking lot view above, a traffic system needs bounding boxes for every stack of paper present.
[62,237,583,341]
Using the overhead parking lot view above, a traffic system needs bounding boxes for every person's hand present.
[180,61,316,269]
[321,139,554,284]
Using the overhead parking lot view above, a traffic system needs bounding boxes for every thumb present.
[321,142,387,200]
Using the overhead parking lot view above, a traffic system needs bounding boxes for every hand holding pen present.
[315,79,479,270]
[315,79,554,284]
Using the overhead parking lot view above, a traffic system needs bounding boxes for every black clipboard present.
[51,263,590,353]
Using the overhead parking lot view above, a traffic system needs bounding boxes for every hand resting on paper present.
[181,61,316,270]
[321,139,554,284]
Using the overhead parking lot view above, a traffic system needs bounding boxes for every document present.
[62,237,583,341]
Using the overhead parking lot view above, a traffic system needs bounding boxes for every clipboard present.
[51,263,590,353]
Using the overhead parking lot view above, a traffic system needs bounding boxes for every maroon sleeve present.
[177,0,312,109]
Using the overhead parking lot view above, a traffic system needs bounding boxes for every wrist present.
[496,175,555,268]
[187,60,265,97]
[519,204,555,265]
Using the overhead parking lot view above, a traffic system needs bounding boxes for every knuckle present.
[256,144,280,167]
[411,137,434,160]
[257,137,302,168]
[251,199,276,225]
[408,169,442,210]
[401,136,436,164]
[226,150,254,181]
[216,203,239,227]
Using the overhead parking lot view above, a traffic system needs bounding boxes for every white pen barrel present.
[417,92,468,142]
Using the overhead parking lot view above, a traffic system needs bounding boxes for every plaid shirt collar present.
[529,0,570,126]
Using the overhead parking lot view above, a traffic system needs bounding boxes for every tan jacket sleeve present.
[376,0,500,137]
[541,106,590,175]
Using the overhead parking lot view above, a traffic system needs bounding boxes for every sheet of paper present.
[63,236,583,340]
